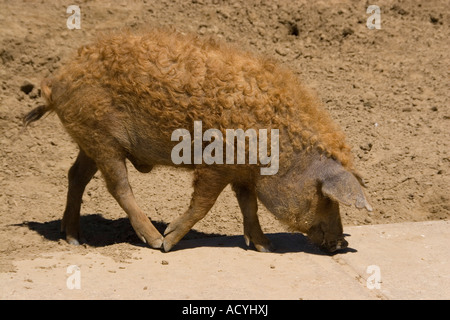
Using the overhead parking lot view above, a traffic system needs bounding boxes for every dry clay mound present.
[0,0,448,272]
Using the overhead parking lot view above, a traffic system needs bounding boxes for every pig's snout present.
[320,237,348,253]
[306,222,348,253]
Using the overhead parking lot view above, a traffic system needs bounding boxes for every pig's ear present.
[321,170,373,211]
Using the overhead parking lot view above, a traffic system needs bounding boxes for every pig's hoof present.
[162,222,186,252]
[149,237,164,250]
[138,234,163,249]
[255,243,275,253]
[162,226,186,252]
[162,239,173,253]
[66,235,80,246]
[244,234,274,253]
[131,220,164,249]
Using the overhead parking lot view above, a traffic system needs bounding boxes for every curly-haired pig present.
[23,28,372,253]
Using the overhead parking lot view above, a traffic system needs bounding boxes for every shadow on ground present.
[14,213,356,255]
[14,213,215,247]
[175,232,357,256]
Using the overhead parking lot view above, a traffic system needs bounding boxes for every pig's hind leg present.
[232,183,273,252]
[96,156,163,249]
[61,148,97,245]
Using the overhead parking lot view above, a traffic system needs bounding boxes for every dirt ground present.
[0,0,449,294]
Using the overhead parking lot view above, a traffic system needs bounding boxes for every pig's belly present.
[123,131,193,169]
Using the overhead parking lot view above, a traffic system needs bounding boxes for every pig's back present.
[51,28,353,169]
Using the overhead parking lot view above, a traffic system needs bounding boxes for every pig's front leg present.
[163,168,229,252]
[232,183,273,252]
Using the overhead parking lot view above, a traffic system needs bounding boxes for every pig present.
[23,28,372,253]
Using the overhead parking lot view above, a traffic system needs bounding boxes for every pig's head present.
[256,151,372,253]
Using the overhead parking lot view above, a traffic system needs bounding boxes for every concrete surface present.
[1,220,449,300]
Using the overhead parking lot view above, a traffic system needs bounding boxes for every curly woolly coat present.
[36,28,353,172]
[23,28,368,253]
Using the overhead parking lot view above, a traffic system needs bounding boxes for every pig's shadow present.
[175,232,356,255]
[18,213,356,255]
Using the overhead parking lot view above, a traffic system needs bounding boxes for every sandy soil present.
[0,0,448,297]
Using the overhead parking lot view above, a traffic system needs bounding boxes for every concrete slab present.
[1,221,448,300]
[335,220,450,299]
